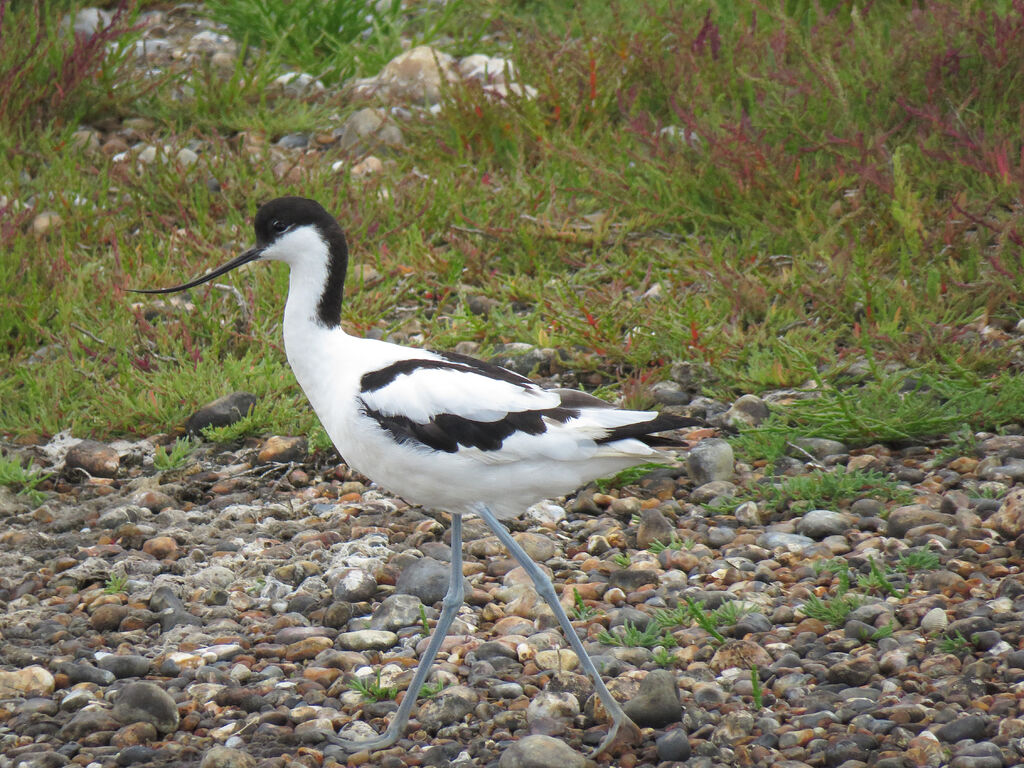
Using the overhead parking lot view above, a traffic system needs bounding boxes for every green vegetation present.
[610,552,632,568]
[596,620,676,649]
[347,669,397,702]
[652,646,677,668]
[103,573,129,594]
[805,556,912,632]
[649,597,760,645]
[570,587,599,621]
[153,437,195,470]
[750,665,763,708]
[595,463,669,493]
[0,453,50,505]
[801,592,865,628]
[895,546,941,574]
[938,630,974,656]
[419,679,449,698]
[2,0,1023,448]
[648,536,684,554]
[711,466,912,515]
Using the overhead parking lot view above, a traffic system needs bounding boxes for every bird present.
[133,196,702,756]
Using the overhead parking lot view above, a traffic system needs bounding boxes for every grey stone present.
[489,343,546,376]
[526,690,580,723]
[199,746,257,768]
[337,108,404,154]
[396,557,468,605]
[886,505,955,538]
[656,728,692,761]
[687,439,734,484]
[757,531,816,552]
[276,133,309,149]
[331,567,378,602]
[65,439,120,478]
[111,682,179,733]
[935,714,990,743]
[369,593,427,631]
[498,734,587,768]
[622,668,682,727]
[185,392,258,436]
[827,656,878,686]
[58,708,122,739]
[55,661,115,686]
[336,629,398,651]
[789,437,848,460]
[796,509,849,539]
[723,394,770,428]
[707,526,736,547]
[97,654,151,678]
[417,685,478,731]
[636,507,675,549]
[68,7,112,36]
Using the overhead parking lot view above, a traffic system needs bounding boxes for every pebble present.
[397,556,463,604]
[687,438,734,484]
[796,509,850,539]
[32,210,63,235]
[111,682,180,733]
[723,394,770,428]
[0,666,55,697]
[185,392,258,435]
[622,669,682,727]
[199,746,257,768]
[369,593,427,630]
[497,734,587,768]
[935,714,990,743]
[350,45,457,104]
[98,654,152,678]
[656,728,692,761]
[789,437,848,460]
[337,107,405,154]
[336,629,398,651]
[417,685,478,730]
[331,567,379,602]
[65,439,120,477]
[636,506,675,549]
[526,691,580,723]
[256,435,308,464]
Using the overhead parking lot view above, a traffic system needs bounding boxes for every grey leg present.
[331,513,465,751]
[473,502,638,756]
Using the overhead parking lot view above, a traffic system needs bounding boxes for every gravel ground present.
[2,396,1024,768]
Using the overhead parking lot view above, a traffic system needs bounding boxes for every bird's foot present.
[588,714,642,758]
[323,727,400,754]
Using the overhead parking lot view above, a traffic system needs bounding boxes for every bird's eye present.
[271,219,289,233]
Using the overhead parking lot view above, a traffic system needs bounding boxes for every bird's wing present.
[357,353,699,463]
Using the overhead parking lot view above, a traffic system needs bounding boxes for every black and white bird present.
[135,197,701,755]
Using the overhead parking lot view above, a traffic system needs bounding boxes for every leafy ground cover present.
[1,0,1023,450]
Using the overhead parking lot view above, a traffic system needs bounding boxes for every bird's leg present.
[472,503,639,757]
[330,513,465,752]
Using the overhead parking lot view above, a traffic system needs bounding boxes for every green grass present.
[103,573,129,594]
[937,630,974,656]
[711,466,912,515]
[0,453,50,505]
[2,0,1024,450]
[153,437,195,470]
[570,588,599,621]
[890,551,931,579]
[596,620,677,649]
[347,669,397,702]
[595,462,669,493]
